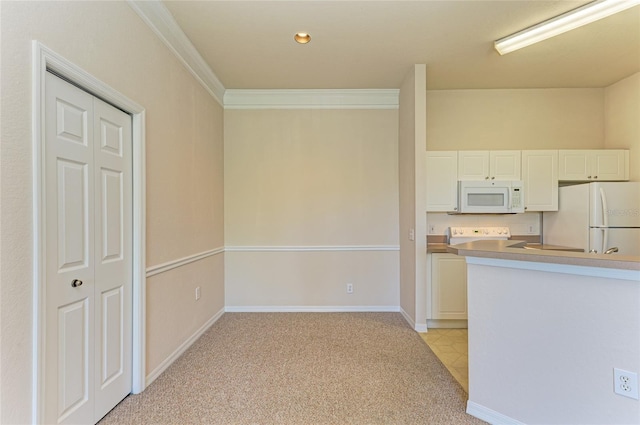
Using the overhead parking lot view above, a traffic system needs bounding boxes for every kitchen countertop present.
[427,241,582,254]
[447,239,640,271]
[427,243,449,253]
[518,243,583,252]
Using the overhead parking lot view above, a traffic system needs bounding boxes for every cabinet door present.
[431,253,467,320]
[522,150,558,211]
[458,151,489,180]
[593,150,628,181]
[559,150,629,181]
[426,151,458,212]
[490,150,521,180]
[558,150,589,180]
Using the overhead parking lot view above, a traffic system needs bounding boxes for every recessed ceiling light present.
[294,33,311,44]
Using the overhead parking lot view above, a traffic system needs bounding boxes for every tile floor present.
[420,329,468,392]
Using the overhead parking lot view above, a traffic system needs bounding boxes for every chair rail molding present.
[225,245,400,252]
[146,247,225,277]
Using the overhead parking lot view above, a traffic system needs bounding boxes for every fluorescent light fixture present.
[494,0,640,55]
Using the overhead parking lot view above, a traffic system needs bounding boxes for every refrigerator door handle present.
[599,188,609,253]
[599,188,609,228]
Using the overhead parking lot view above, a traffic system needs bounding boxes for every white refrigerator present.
[543,182,640,255]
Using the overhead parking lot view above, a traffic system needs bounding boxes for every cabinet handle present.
[491,176,495,180]
[71,279,83,288]
[485,176,489,180]
[594,176,598,179]
[588,176,592,179]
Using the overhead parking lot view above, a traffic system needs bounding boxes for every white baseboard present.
[400,308,427,332]
[224,306,400,313]
[145,307,225,387]
[427,319,468,329]
[466,401,526,425]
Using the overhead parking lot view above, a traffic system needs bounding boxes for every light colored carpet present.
[99,313,485,424]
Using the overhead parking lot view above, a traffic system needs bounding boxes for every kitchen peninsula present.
[449,240,640,425]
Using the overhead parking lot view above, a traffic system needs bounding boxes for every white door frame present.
[31,41,146,423]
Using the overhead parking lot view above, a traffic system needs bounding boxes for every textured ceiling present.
[163,1,640,90]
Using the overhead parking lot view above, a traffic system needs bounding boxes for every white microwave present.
[458,180,525,214]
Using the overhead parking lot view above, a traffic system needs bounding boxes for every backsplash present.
[426,212,541,238]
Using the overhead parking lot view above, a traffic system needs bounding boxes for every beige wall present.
[224,109,399,308]
[398,65,428,329]
[426,88,605,150]
[398,68,416,322]
[146,255,224,373]
[605,72,640,182]
[0,2,224,423]
[225,251,398,308]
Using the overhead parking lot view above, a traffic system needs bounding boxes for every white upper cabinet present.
[458,150,521,181]
[426,151,458,212]
[558,150,629,181]
[426,149,628,214]
[458,151,489,180]
[522,150,558,211]
[490,151,522,180]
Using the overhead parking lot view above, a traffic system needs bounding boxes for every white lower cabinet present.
[431,253,467,320]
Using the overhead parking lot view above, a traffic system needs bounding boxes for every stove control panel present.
[449,227,511,238]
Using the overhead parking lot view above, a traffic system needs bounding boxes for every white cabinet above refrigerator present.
[558,150,629,181]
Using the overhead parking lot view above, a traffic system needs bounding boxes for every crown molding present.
[224,89,400,110]
[127,2,400,109]
[127,0,226,105]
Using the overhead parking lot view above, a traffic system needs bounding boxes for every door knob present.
[71,279,83,288]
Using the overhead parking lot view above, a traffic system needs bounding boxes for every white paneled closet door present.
[44,72,132,425]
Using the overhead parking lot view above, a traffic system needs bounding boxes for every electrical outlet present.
[409,228,415,241]
[614,368,639,399]
[195,286,201,301]
[528,225,534,234]
[346,283,353,294]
